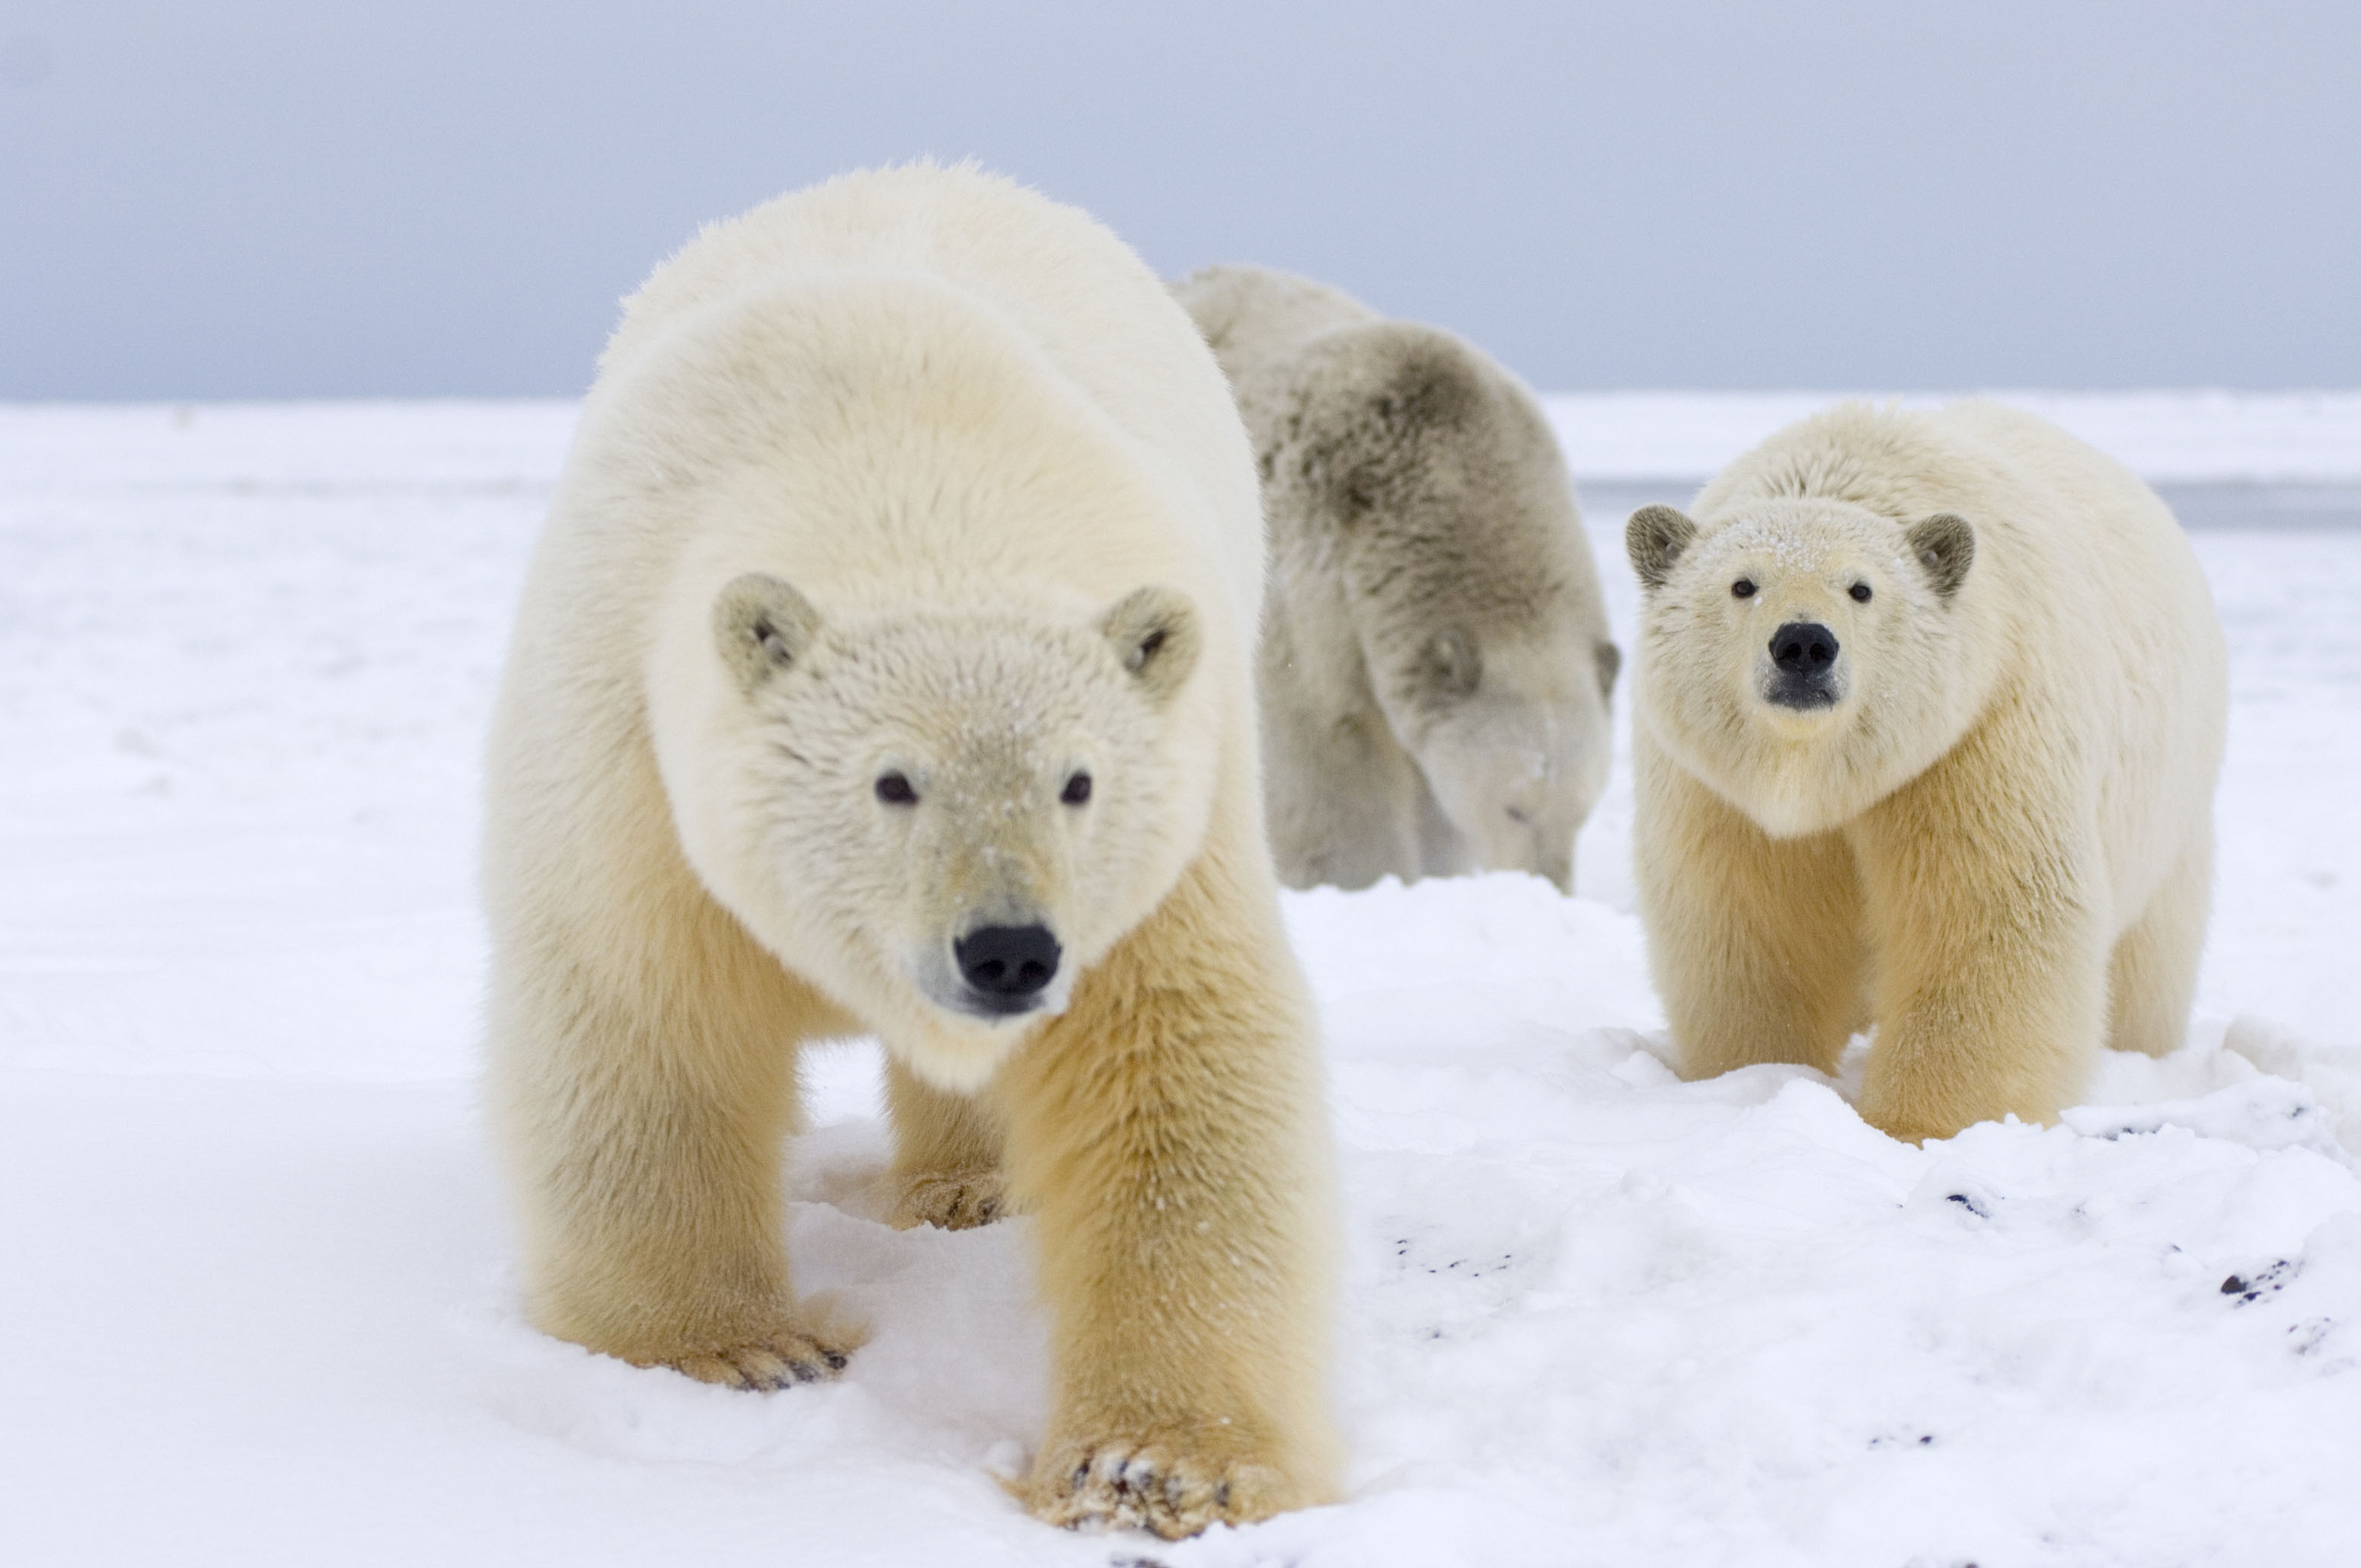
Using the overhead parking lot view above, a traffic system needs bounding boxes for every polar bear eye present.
[1732,579,1756,599]
[874,771,918,806]
[1850,582,1873,603]
[1060,771,1093,806]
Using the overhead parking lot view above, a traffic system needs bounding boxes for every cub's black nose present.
[1770,621,1839,675]
[955,924,1061,1000]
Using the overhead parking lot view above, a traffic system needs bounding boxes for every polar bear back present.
[594,164,1262,634]
[1940,401,2225,924]
[1173,266,1375,400]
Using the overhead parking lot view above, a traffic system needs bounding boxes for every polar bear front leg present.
[1260,691,1427,891]
[1848,720,2109,1142]
[1634,732,1865,1079]
[487,935,855,1389]
[994,846,1339,1539]
[883,1055,1008,1231]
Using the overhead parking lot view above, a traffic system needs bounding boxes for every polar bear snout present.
[1765,621,1841,710]
[1770,621,1839,673]
[953,922,1062,1012]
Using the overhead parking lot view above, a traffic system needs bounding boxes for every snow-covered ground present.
[3,398,2358,1566]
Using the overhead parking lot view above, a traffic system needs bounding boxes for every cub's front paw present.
[660,1326,852,1391]
[1855,1086,1975,1146]
[1022,1432,1297,1540]
[890,1167,1007,1231]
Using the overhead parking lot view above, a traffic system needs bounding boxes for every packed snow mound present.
[2,402,2358,1565]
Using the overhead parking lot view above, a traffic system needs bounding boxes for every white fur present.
[482,166,1337,1538]
[1628,401,2228,1142]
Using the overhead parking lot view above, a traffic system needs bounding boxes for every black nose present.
[1770,621,1839,675]
[954,924,1061,999]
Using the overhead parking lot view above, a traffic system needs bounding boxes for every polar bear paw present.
[891,1167,1008,1231]
[664,1327,851,1391]
[1021,1432,1293,1539]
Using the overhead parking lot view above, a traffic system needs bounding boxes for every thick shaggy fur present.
[1626,402,2226,1142]
[1174,265,1618,893]
[481,166,1338,1538]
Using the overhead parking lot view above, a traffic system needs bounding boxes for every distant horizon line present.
[8,386,2359,407]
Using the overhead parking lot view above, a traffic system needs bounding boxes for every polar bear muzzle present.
[1765,621,1842,710]
[951,921,1063,1014]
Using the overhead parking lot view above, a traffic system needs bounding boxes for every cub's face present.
[668,576,1208,1090]
[1626,499,1977,835]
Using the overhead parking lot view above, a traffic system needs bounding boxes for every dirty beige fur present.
[1176,264,1617,893]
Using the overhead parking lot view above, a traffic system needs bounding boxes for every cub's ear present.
[1594,639,1622,701]
[1906,513,1976,599]
[713,573,822,695]
[1102,585,1200,705]
[1626,505,1697,590]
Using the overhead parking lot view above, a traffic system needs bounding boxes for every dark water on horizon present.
[1578,481,2361,532]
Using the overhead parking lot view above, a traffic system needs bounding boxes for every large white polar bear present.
[1625,401,2227,1143]
[1174,264,1618,893]
[481,166,1338,1538]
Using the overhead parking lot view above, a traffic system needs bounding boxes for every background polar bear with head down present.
[481,164,1337,1541]
[1175,264,1618,894]
[1626,401,2228,1143]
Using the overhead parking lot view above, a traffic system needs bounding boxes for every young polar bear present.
[1174,264,1618,893]
[481,166,1338,1538]
[1625,401,2227,1143]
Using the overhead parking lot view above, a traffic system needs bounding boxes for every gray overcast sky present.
[2,2,2355,399]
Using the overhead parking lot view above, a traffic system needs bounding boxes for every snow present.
[3,398,2358,1566]
[1542,389,2361,484]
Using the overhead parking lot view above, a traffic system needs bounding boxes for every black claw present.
[822,1349,848,1371]
[1072,1463,1091,1493]
[1213,1481,1231,1509]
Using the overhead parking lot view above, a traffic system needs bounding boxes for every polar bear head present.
[1275,322,1619,890]
[1626,498,1981,837]
[657,573,1212,1091]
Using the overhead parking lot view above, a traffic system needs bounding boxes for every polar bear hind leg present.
[883,1055,1009,1231]
[2105,819,2212,1058]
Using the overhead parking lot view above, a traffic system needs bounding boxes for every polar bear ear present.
[1906,513,1976,599]
[1418,628,1483,698]
[1101,585,1200,706]
[713,572,822,695]
[1627,506,1697,590]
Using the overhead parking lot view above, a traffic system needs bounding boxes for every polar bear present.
[481,166,1338,1538]
[1625,401,2227,1143]
[1174,264,1618,893]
